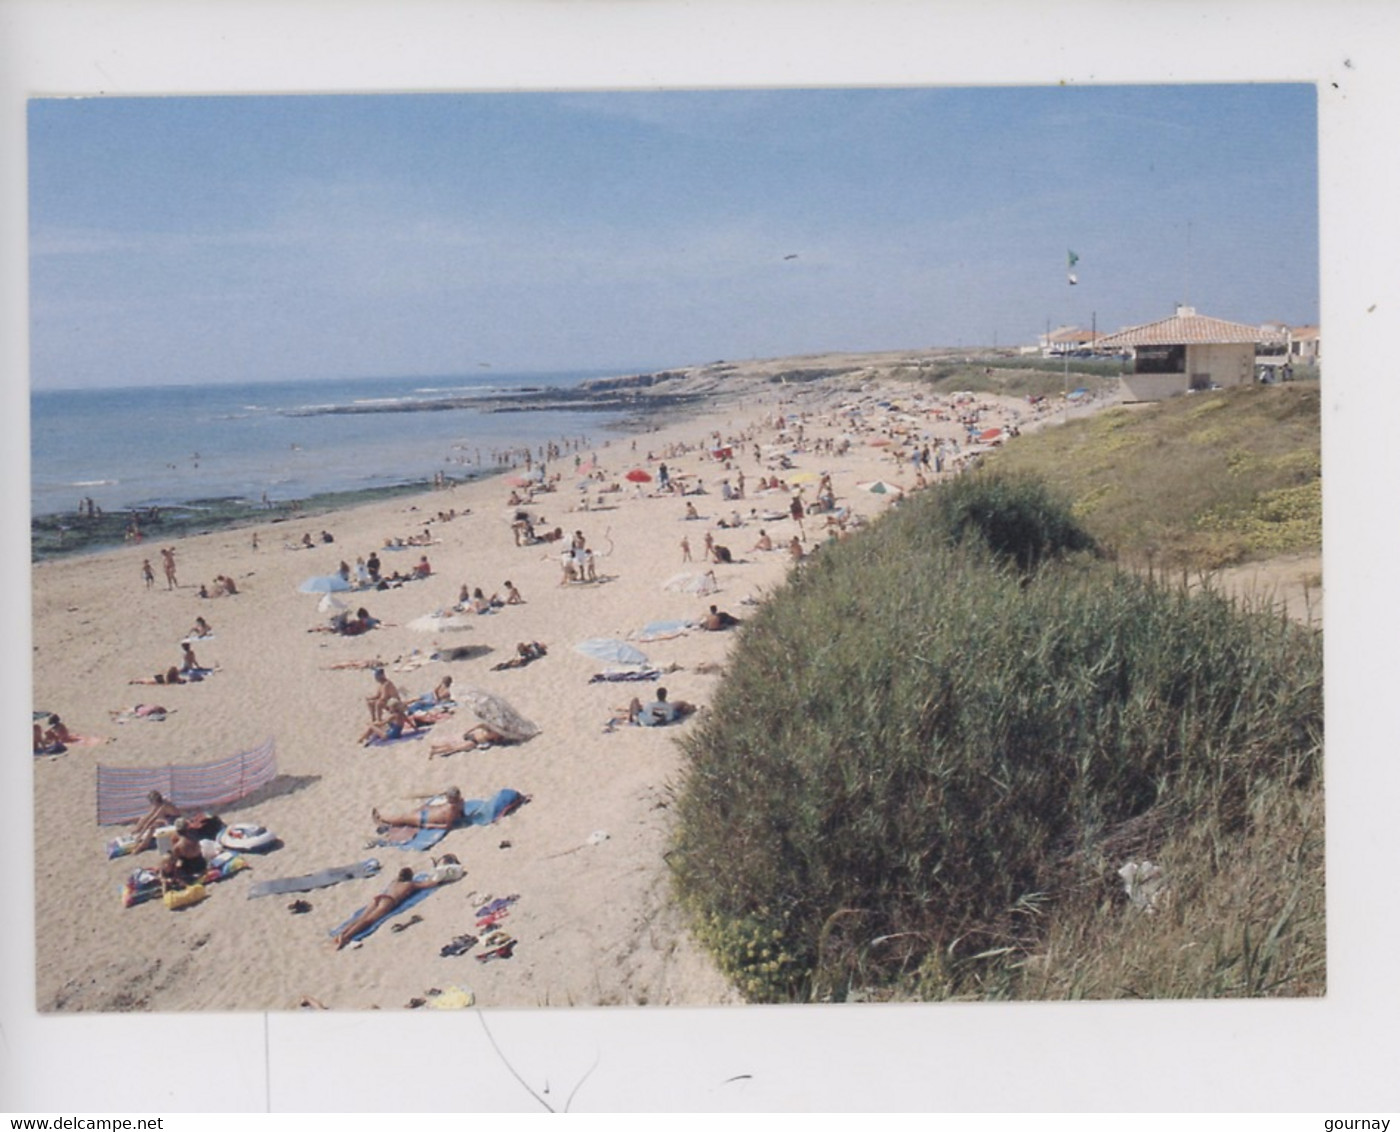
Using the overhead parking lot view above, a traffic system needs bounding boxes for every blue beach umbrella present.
[299,574,351,594]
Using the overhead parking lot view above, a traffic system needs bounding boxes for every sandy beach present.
[32,355,1111,1014]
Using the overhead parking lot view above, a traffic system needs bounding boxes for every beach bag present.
[163,883,207,910]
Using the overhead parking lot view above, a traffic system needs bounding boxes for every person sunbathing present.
[180,642,209,675]
[365,667,400,722]
[42,713,78,746]
[750,529,774,552]
[358,699,417,745]
[614,687,697,728]
[491,641,547,670]
[701,605,741,631]
[130,667,185,686]
[371,786,465,829]
[188,616,213,639]
[159,818,209,887]
[331,866,448,951]
[428,723,508,759]
[131,790,183,849]
[33,722,64,755]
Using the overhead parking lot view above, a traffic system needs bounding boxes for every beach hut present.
[1096,305,1287,401]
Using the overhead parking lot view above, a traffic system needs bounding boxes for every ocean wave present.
[72,479,118,487]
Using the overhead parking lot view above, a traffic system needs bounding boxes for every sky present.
[28,85,1318,390]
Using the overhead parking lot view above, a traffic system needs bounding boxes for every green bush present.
[670,473,1323,1002]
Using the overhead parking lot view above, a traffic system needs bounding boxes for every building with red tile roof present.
[1096,305,1286,400]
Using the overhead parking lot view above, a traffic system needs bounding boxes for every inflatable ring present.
[218,823,277,852]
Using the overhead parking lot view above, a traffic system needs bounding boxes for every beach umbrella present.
[407,611,474,633]
[299,574,351,594]
[574,638,650,666]
[856,480,904,496]
[625,468,653,483]
[662,571,720,596]
[456,687,539,742]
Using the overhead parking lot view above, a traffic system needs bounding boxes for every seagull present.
[783,253,799,260]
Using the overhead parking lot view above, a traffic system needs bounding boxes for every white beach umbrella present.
[456,687,539,742]
[574,638,650,666]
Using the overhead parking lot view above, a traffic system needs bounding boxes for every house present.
[1038,326,1102,357]
[1095,305,1288,401]
[1289,324,1321,363]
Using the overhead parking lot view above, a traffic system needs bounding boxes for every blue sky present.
[27,84,1318,389]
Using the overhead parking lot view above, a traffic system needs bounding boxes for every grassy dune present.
[671,390,1323,1004]
[986,382,1322,568]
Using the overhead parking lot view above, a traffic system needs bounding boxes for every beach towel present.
[589,668,662,683]
[574,638,650,666]
[370,824,452,852]
[122,853,248,908]
[368,788,525,851]
[110,706,171,724]
[364,726,427,746]
[634,619,694,642]
[329,881,437,945]
[247,858,383,899]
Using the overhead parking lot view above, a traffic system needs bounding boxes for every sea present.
[30,370,632,522]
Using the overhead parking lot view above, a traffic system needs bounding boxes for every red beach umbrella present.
[625,468,653,483]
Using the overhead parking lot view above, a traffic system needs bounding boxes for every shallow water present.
[30,369,626,521]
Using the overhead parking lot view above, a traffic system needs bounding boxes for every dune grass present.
[984,382,1321,568]
[670,473,1322,1003]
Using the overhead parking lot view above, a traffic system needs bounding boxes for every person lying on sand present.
[612,687,697,728]
[491,641,547,670]
[428,723,509,759]
[188,616,213,639]
[371,786,464,830]
[330,867,450,951]
[130,667,186,686]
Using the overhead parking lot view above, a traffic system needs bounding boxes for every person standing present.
[161,547,178,590]
[142,559,156,590]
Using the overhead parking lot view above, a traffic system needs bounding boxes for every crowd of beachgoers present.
[30,369,1087,1012]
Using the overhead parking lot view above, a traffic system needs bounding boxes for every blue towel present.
[330,880,437,944]
[369,788,524,850]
